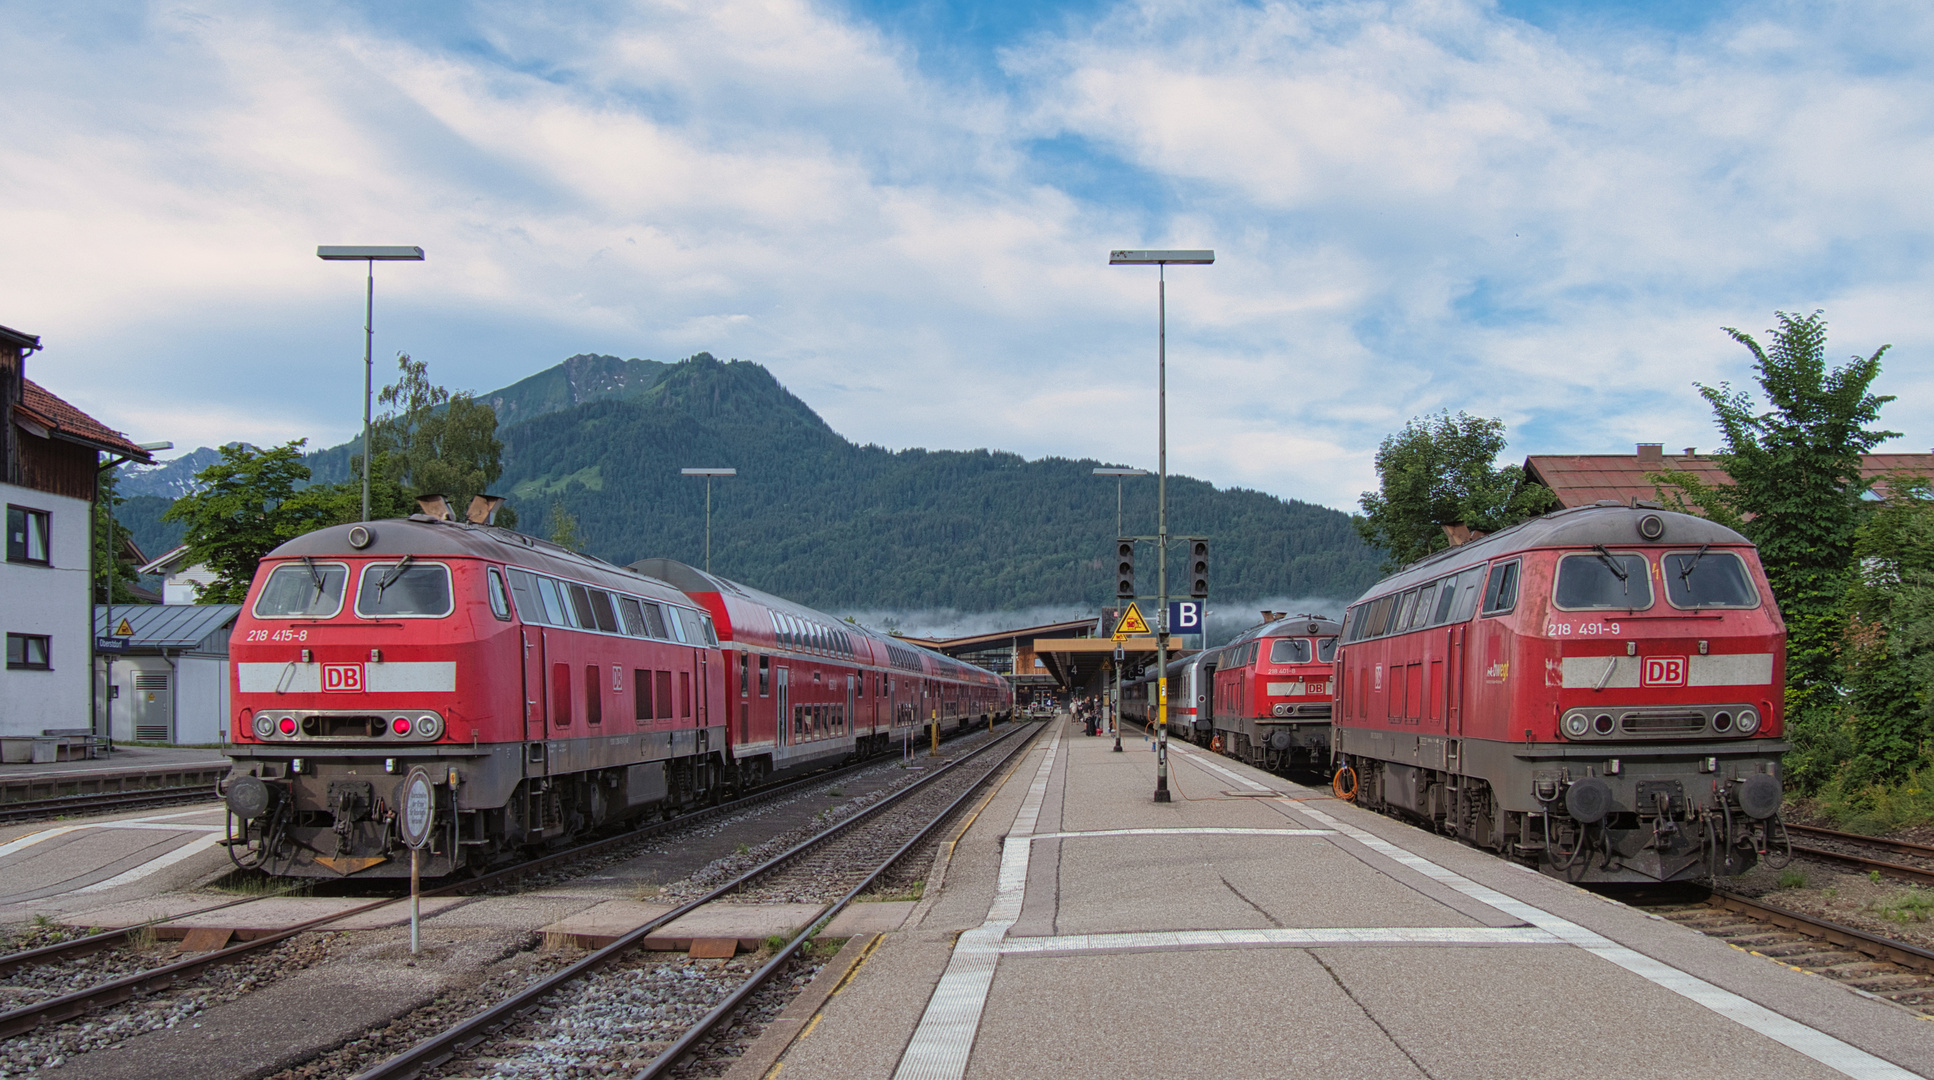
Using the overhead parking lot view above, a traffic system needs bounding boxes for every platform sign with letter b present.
[1168,601,1202,634]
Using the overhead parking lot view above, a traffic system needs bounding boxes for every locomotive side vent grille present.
[1618,709,1707,734]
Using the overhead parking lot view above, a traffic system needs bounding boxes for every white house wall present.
[1,481,90,737]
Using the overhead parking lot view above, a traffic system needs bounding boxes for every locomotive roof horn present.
[467,494,506,525]
[415,494,454,521]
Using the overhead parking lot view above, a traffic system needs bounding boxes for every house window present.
[6,634,51,670]
[6,507,50,565]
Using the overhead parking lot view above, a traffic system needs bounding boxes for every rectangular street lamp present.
[1110,247,1213,802]
[318,245,425,522]
[681,468,738,573]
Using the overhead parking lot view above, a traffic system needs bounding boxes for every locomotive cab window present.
[253,561,349,618]
[1269,638,1312,664]
[1662,550,1760,609]
[356,561,453,618]
[1554,551,1653,611]
[487,569,513,621]
[1317,636,1338,662]
[1480,559,1521,616]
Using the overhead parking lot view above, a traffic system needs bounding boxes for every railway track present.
[343,718,1044,1080]
[0,723,1008,1042]
[1781,822,1934,885]
[1646,887,1934,1016]
[0,785,219,824]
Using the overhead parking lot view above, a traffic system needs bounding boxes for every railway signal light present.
[1116,540,1136,599]
[1189,539,1210,598]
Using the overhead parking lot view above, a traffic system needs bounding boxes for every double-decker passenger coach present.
[1331,503,1788,883]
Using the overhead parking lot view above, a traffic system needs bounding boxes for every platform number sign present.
[1168,601,1202,634]
[400,768,436,849]
[1641,656,1687,688]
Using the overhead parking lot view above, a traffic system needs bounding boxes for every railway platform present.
[0,744,228,803]
[750,718,1934,1080]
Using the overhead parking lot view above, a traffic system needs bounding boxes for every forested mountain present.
[117,352,1382,610]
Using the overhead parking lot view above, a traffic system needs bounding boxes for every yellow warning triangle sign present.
[115,618,134,637]
[1112,602,1149,640]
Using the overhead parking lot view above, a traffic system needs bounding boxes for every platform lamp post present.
[1093,467,1147,750]
[1109,248,1212,803]
[681,468,737,574]
[317,245,425,522]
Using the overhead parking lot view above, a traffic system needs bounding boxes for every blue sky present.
[4,0,1931,512]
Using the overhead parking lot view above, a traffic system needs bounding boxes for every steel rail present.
[345,720,1042,1080]
[0,787,219,824]
[1786,844,1934,886]
[0,729,987,1037]
[1706,887,1934,975]
[631,720,1044,1079]
[1784,822,1934,861]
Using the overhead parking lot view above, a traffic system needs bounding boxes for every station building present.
[1,323,154,743]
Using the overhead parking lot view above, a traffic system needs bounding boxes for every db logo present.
[1641,656,1687,688]
[321,663,365,693]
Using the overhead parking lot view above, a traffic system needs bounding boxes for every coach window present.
[642,601,669,639]
[506,570,544,623]
[537,577,569,626]
[253,561,349,618]
[1270,638,1312,664]
[1662,550,1760,609]
[5,506,50,566]
[759,656,771,696]
[740,654,750,695]
[355,561,453,618]
[635,670,654,720]
[1554,550,1653,611]
[618,596,646,636]
[585,665,603,725]
[656,671,674,718]
[1480,560,1521,616]
[487,570,513,621]
[587,589,620,633]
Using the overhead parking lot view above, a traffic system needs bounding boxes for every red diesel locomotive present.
[1202,613,1340,772]
[1331,503,1788,883]
[221,509,1011,879]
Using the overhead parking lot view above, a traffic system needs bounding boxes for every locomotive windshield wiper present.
[1591,544,1629,583]
[301,556,326,598]
[374,554,415,598]
[1679,544,1710,584]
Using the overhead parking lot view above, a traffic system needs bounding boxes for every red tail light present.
[393,717,412,735]
[278,717,296,735]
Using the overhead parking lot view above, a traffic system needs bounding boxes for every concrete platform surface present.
[539,898,825,950]
[0,745,229,782]
[762,719,1934,1080]
[822,901,916,938]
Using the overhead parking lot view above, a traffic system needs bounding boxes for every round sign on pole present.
[400,768,436,849]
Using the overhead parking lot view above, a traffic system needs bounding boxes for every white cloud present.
[1,0,1929,518]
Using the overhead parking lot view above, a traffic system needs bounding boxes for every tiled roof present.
[1525,452,1934,508]
[17,379,150,459]
[94,604,240,649]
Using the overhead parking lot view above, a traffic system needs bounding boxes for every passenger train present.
[220,504,1011,879]
[1330,503,1788,883]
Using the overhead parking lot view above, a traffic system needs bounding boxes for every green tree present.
[94,468,144,603]
[162,442,333,604]
[547,501,583,551]
[1354,411,1555,570]
[1832,476,1934,790]
[1670,312,1896,715]
[369,354,510,523]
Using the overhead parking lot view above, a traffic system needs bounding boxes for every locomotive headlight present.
[414,714,444,740]
[1562,712,1590,738]
[1736,709,1760,735]
[252,713,276,739]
